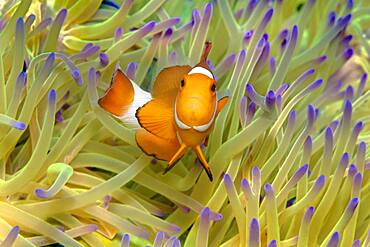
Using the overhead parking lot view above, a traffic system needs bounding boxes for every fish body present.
[98,42,228,181]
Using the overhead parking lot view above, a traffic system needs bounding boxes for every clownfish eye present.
[211,83,216,92]
[180,79,185,87]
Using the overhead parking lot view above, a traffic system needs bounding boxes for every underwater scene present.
[0,0,369,246]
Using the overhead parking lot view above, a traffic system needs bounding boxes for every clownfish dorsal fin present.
[98,69,135,117]
[201,41,212,64]
[135,96,178,142]
[152,65,192,98]
[195,41,213,71]
[189,41,214,79]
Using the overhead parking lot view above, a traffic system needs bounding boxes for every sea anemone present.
[0,0,369,246]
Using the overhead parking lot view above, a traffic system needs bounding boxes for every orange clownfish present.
[98,42,228,181]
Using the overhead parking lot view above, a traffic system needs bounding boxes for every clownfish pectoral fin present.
[194,145,213,182]
[163,144,188,175]
[136,97,178,141]
[152,65,191,98]
[136,128,181,161]
[98,69,134,117]
[216,96,229,116]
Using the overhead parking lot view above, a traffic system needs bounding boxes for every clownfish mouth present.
[174,100,217,132]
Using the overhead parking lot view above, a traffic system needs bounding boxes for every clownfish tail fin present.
[98,69,135,117]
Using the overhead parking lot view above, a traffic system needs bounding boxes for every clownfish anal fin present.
[152,65,192,98]
[135,97,178,141]
[216,96,229,116]
[194,145,213,182]
[135,128,180,161]
[98,69,134,117]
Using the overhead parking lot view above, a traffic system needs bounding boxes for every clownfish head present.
[174,66,218,132]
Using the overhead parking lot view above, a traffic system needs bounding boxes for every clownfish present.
[98,42,228,181]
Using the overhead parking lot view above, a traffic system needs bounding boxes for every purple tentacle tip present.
[307,104,315,126]
[328,12,336,26]
[329,120,339,130]
[246,83,256,97]
[315,175,326,188]
[328,232,340,246]
[280,29,289,39]
[200,207,210,220]
[142,21,156,32]
[343,99,352,120]
[338,14,351,28]
[346,85,354,99]
[281,39,287,50]
[258,36,266,48]
[264,183,274,194]
[269,57,276,72]
[265,90,276,108]
[204,2,213,16]
[348,164,358,177]
[115,27,123,39]
[353,173,362,188]
[48,89,57,103]
[304,136,312,148]
[71,69,82,85]
[223,173,232,186]
[16,17,24,30]
[209,211,223,221]
[241,178,250,189]
[264,8,274,23]
[291,25,298,40]
[296,164,309,177]
[288,110,296,123]
[56,8,67,23]
[99,53,109,67]
[304,206,315,220]
[16,71,27,86]
[164,28,173,37]
[13,121,26,130]
[325,127,333,140]
[353,121,364,135]
[342,35,352,45]
[252,166,260,177]
[348,197,359,211]
[34,188,48,198]
[343,48,354,60]
[340,153,350,168]
[46,52,56,64]
[268,240,277,247]
[244,30,253,43]
[360,73,367,83]
[248,101,257,115]
[308,78,323,91]
[352,240,361,247]
[249,218,260,244]
[239,50,247,61]
[121,233,130,246]
[346,0,354,9]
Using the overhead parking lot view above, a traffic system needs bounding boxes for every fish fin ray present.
[135,97,178,141]
[135,129,180,161]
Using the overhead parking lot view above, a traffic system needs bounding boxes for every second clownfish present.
[98,42,228,181]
